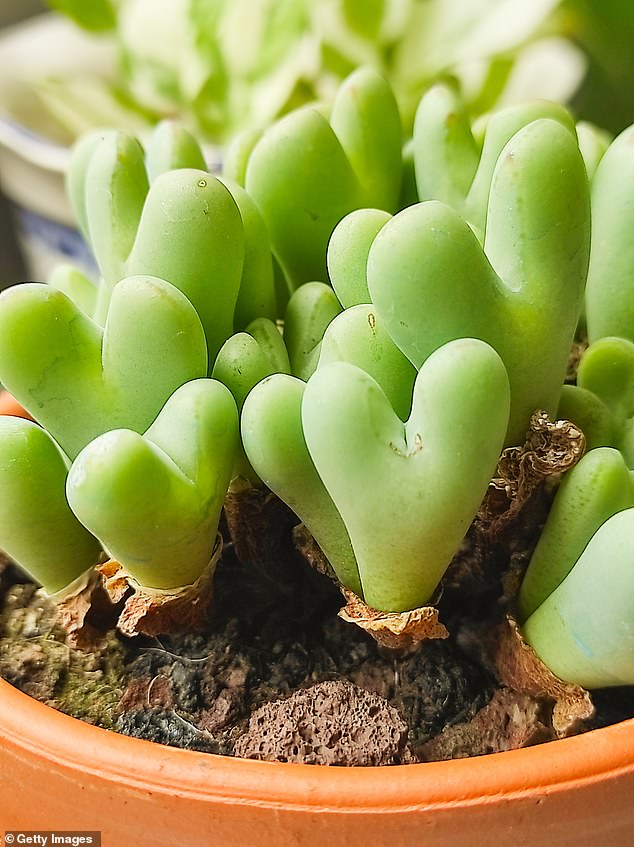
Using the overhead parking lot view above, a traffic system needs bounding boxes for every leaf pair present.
[519,447,634,620]
[523,507,634,689]
[243,337,509,612]
[69,125,276,360]
[329,112,590,444]
[0,380,238,594]
[229,67,403,289]
[0,279,207,460]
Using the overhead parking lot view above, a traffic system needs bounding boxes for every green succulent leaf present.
[241,373,361,595]
[302,338,510,611]
[519,447,634,621]
[368,117,590,444]
[317,304,416,420]
[67,379,238,590]
[585,124,634,343]
[0,279,207,460]
[576,337,634,467]
[284,282,343,380]
[47,264,97,318]
[67,130,149,320]
[145,120,207,182]
[218,178,277,330]
[414,82,576,235]
[244,67,402,289]
[0,417,101,595]
[523,507,634,689]
[327,208,391,309]
[125,169,245,363]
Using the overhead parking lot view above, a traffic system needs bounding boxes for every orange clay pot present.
[0,389,32,420]
[1,679,634,845]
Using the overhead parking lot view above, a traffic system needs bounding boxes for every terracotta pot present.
[0,390,31,420]
[1,678,633,845]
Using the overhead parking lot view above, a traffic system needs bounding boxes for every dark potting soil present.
[1,516,633,766]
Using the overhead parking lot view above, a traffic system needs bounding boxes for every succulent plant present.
[67,378,238,590]
[0,277,207,460]
[0,65,633,707]
[229,67,403,290]
[66,124,276,360]
[522,508,634,688]
[332,107,590,444]
[518,447,634,620]
[243,337,510,611]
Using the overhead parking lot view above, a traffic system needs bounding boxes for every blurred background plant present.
[0,0,631,287]
[33,0,586,146]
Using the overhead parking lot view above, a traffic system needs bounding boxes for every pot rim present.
[1,677,633,812]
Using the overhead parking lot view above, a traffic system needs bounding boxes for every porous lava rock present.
[234,678,413,765]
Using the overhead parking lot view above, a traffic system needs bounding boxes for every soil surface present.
[1,486,633,766]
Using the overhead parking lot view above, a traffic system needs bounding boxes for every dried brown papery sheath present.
[491,614,595,737]
[482,411,586,535]
[97,537,221,637]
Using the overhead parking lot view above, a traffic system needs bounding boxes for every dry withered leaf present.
[492,614,595,737]
[54,566,122,651]
[98,538,222,638]
[482,411,585,533]
[339,590,448,654]
[98,559,132,605]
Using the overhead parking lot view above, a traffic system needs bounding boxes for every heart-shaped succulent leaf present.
[329,67,402,212]
[302,338,510,612]
[317,304,416,420]
[519,447,634,621]
[0,278,207,459]
[0,416,101,595]
[368,118,589,444]
[414,82,576,234]
[327,208,391,308]
[284,282,343,380]
[145,120,207,182]
[67,379,238,590]
[575,337,634,466]
[244,67,402,288]
[523,507,634,688]
[69,130,249,361]
[125,169,245,363]
[585,124,634,343]
[241,373,361,595]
